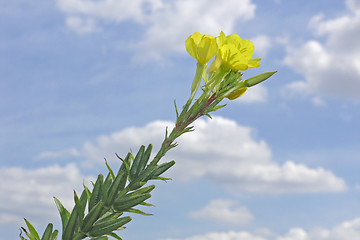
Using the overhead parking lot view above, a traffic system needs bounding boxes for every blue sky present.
[1,0,360,239]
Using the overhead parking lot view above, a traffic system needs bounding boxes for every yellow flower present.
[185,32,217,64]
[217,31,261,71]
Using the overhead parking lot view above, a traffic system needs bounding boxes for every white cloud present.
[67,116,347,194]
[278,228,308,240]
[161,231,267,240]
[161,218,360,240]
[0,164,93,226]
[311,97,327,107]
[284,1,360,100]
[35,147,80,160]
[65,16,100,34]
[56,0,164,24]
[188,199,253,225]
[56,0,257,60]
[309,218,360,240]
[133,0,256,60]
[251,35,272,57]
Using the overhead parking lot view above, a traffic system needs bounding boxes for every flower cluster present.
[185,31,275,101]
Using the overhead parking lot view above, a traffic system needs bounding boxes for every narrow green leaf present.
[95,212,123,226]
[89,217,131,237]
[83,181,92,201]
[89,174,104,211]
[150,176,172,181]
[128,166,157,190]
[81,201,104,233]
[137,144,153,174]
[174,100,179,118]
[105,171,127,207]
[90,236,108,240]
[79,189,88,214]
[244,71,277,87]
[40,223,53,240]
[62,204,79,240]
[113,193,151,212]
[50,230,58,240]
[152,161,175,177]
[73,190,86,228]
[107,232,123,240]
[21,227,33,240]
[130,145,145,179]
[140,201,155,207]
[127,208,152,216]
[104,159,115,180]
[103,172,113,194]
[53,197,70,234]
[24,219,40,240]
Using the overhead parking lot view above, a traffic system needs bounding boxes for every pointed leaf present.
[53,197,70,234]
[104,159,115,180]
[81,201,104,233]
[130,145,145,179]
[89,174,104,211]
[89,217,131,237]
[127,208,152,216]
[107,232,123,240]
[40,223,53,240]
[62,204,80,240]
[50,230,58,240]
[24,219,40,240]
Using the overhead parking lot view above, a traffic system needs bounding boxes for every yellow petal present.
[185,32,217,64]
[220,44,248,71]
[248,58,261,68]
[226,87,247,100]
[185,37,198,61]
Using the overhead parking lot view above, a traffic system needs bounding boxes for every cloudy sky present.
[1,0,360,239]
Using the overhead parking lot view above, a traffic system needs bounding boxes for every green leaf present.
[95,212,123,226]
[40,223,53,240]
[117,152,132,173]
[81,201,104,233]
[113,193,152,212]
[104,159,115,180]
[150,176,172,181]
[105,170,127,207]
[89,174,104,211]
[90,236,108,240]
[140,201,155,207]
[138,144,153,174]
[89,217,131,237]
[24,219,40,240]
[130,145,145,179]
[103,172,114,194]
[244,71,277,87]
[50,230,58,240]
[73,191,85,226]
[83,181,92,201]
[53,198,70,234]
[62,204,80,240]
[107,232,123,240]
[174,100,179,118]
[127,208,152,216]
[152,161,175,178]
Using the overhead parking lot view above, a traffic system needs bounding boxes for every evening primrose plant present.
[20,31,276,240]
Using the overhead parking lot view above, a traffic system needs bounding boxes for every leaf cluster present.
[20,144,175,240]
